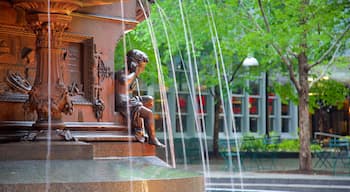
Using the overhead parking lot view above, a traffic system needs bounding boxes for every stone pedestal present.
[0,141,93,160]
[13,0,82,129]
[0,158,204,192]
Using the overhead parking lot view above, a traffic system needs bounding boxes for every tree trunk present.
[212,87,221,157]
[298,53,312,171]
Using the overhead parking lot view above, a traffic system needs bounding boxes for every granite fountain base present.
[0,156,204,192]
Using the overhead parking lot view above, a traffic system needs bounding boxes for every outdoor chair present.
[330,139,350,175]
[314,138,350,174]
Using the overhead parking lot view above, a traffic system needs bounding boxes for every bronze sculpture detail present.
[115,49,165,148]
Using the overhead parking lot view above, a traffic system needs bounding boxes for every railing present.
[314,132,346,139]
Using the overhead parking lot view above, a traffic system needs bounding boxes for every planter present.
[239,151,299,158]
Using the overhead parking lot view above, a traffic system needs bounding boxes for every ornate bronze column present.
[13,0,82,129]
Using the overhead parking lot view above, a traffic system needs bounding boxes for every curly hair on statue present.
[126,49,149,71]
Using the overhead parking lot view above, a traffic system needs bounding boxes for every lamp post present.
[242,56,259,67]
[265,72,269,137]
[242,56,269,136]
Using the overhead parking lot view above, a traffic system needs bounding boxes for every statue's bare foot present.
[135,132,145,143]
[134,128,145,143]
[149,138,165,148]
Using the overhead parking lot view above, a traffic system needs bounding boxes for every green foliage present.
[310,143,322,152]
[116,1,349,167]
[240,136,265,152]
[309,79,350,113]
[222,136,323,153]
[116,0,349,99]
[273,82,299,105]
[238,138,299,152]
[275,139,300,152]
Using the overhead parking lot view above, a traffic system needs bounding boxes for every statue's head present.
[126,49,149,72]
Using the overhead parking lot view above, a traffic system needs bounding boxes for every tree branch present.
[258,0,271,33]
[309,43,341,88]
[285,56,301,92]
[257,0,300,91]
[287,48,298,58]
[243,0,301,91]
[308,23,350,70]
[229,59,244,83]
[270,43,301,92]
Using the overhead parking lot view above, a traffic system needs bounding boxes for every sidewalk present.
[176,157,350,177]
[177,158,350,192]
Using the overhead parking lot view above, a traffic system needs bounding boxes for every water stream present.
[133,1,246,191]
[156,3,188,168]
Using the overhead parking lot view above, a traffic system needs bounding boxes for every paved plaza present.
[177,157,350,192]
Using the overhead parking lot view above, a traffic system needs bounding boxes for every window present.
[249,79,260,95]
[233,116,242,132]
[195,94,208,132]
[154,91,168,132]
[176,94,188,113]
[281,103,291,133]
[249,117,258,132]
[248,78,261,133]
[176,116,187,132]
[232,96,243,133]
[219,115,225,132]
[232,96,243,114]
[175,70,189,92]
[176,94,188,133]
[249,96,260,133]
[196,95,206,114]
[249,96,260,115]
[196,117,206,132]
[268,94,277,132]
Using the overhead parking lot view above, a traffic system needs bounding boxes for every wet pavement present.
[1,156,349,192]
[177,157,350,177]
[176,157,350,192]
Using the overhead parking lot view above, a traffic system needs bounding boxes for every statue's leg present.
[131,110,145,143]
[139,106,165,148]
[119,107,145,143]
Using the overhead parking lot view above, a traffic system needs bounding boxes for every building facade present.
[140,65,299,158]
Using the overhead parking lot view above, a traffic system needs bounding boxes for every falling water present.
[137,0,176,168]
[153,1,244,190]
[118,1,247,191]
[187,20,212,178]
[176,0,212,178]
[145,1,246,191]
[145,2,199,170]
[45,0,52,191]
[202,0,244,190]
[155,3,188,169]
[119,0,136,191]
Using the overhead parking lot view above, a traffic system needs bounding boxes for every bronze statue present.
[115,49,165,148]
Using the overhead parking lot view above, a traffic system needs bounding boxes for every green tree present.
[235,0,350,171]
[115,0,350,171]
[115,1,248,158]
[309,79,350,133]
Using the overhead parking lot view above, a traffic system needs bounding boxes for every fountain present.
[0,0,204,191]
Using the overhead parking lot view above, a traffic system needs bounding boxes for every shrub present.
[276,139,299,152]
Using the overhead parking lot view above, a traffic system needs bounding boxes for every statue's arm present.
[117,70,138,87]
[124,72,138,86]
